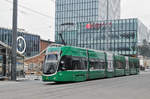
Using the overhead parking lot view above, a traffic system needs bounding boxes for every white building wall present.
[98,0,107,20]
[109,0,120,19]
[138,19,150,45]
[98,0,120,20]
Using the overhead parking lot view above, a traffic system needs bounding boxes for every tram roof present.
[47,45,115,54]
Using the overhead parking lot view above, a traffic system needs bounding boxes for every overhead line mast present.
[11,0,18,81]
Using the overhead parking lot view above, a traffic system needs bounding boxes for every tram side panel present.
[129,57,139,75]
[42,46,140,82]
[114,55,126,77]
[87,50,106,80]
[65,47,88,82]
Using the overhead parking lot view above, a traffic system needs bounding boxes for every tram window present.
[89,59,106,70]
[46,54,58,61]
[133,62,137,68]
[84,61,88,69]
[132,63,135,68]
[72,57,86,70]
[136,62,139,68]
[94,62,99,69]
[59,56,87,70]
[99,62,106,69]
[99,59,106,69]
[129,62,134,69]
[80,58,88,69]
[59,55,72,70]
[72,60,81,70]
[89,61,95,70]
[89,59,95,68]
[116,61,124,69]
[44,56,46,62]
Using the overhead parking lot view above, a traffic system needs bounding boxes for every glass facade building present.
[0,41,25,78]
[0,27,40,57]
[55,0,120,41]
[56,18,150,56]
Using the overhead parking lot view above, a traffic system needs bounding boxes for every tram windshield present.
[43,54,58,74]
[58,55,87,71]
[46,54,58,61]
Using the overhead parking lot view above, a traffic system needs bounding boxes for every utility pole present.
[107,0,109,20]
[11,0,18,81]
[106,0,110,51]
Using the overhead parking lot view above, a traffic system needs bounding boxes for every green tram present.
[42,46,140,82]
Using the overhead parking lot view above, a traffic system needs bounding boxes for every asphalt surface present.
[0,72,150,99]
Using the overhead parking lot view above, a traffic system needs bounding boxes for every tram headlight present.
[60,60,66,71]
[61,61,64,64]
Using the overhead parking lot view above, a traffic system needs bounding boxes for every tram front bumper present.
[42,75,57,82]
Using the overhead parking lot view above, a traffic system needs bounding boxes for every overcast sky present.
[0,0,150,41]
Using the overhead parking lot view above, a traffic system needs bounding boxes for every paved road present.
[0,72,150,99]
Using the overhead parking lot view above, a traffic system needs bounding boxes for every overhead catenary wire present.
[4,0,54,19]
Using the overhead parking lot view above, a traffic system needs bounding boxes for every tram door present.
[106,53,114,77]
[107,53,114,72]
[0,55,3,76]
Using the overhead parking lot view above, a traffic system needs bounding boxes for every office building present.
[0,27,40,57]
[55,0,120,41]
[56,18,150,56]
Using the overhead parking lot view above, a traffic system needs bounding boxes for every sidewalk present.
[0,81,19,86]
[140,69,150,74]
[17,75,42,81]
